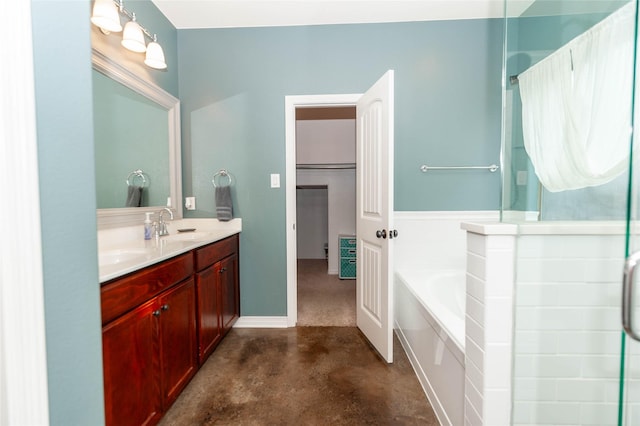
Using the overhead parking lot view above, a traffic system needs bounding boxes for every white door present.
[356,70,394,363]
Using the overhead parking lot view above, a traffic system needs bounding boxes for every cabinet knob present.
[161,304,169,311]
[152,310,161,317]
[219,267,227,273]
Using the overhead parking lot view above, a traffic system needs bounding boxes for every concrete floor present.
[159,327,439,425]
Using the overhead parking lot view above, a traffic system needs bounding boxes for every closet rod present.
[297,163,356,170]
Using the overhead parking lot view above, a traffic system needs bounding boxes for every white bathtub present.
[394,268,466,426]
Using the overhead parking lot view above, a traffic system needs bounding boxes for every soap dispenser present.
[144,212,153,240]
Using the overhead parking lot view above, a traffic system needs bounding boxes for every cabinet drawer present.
[339,258,356,279]
[101,253,193,325]
[195,234,239,271]
[339,236,356,249]
[340,247,357,258]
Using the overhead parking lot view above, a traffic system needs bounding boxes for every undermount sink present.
[99,248,150,266]
[163,231,212,242]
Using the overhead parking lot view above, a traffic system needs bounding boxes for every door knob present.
[389,229,398,239]
[376,229,387,239]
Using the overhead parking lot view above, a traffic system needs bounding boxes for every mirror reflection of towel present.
[126,185,143,207]
[215,185,233,221]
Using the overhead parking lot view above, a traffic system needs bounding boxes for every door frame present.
[285,94,362,327]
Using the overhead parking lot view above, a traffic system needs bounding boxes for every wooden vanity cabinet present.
[101,254,197,426]
[195,234,240,364]
[101,234,240,425]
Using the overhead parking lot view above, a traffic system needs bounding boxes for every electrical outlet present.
[270,173,280,188]
[185,197,196,210]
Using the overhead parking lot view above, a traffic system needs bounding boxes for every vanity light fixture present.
[90,0,122,33]
[91,0,167,70]
[121,13,146,53]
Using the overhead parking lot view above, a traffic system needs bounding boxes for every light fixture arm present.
[113,0,155,42]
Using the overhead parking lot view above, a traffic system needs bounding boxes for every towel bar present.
[212,169,233,187]
[126,169,148,186]
[420,164,499,173]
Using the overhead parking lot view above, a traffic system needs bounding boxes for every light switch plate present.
[270,173,280,188]
[185,197,196,210]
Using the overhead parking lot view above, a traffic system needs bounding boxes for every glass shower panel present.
[503,0,637,424]
[502,0,631,222]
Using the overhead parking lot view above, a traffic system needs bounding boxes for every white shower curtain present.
[519,2,635,192]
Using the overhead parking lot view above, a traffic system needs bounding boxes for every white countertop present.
[98,218,242,283]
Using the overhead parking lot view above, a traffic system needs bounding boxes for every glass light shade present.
[144,39,167,70]
[121,19,146,53]
[90,0,122,33]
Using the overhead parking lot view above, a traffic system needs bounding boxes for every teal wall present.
[178,20,503,316]
[31,1,104,424]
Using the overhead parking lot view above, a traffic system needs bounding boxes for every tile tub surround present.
[392,211,499,425]
[98,218,241,282]
[462,221,631,426]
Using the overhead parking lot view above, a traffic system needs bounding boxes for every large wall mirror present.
[92,49,182,227]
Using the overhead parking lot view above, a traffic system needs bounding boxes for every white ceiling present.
[151,0,536,29]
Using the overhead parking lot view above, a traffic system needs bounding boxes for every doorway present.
[284,94,360,327]
[294,106,357,326]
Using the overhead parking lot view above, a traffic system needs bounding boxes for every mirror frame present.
[92,48,182,228]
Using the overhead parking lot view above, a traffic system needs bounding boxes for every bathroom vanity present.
[98,219,241,426]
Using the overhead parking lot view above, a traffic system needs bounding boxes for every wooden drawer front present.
[195,235,238,271]
[101,253,193,325]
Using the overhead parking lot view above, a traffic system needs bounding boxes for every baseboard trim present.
[233,316,289,328]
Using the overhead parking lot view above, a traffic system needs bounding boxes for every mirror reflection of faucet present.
[156,207,174,237]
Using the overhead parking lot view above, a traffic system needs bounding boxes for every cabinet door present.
[196,266,222,364]
[158,278,197,408]
[220,254,239,335]
[102,300,162,426]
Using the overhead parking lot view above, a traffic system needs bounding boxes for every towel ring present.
[212,169,233,187]
[126,169,148,187]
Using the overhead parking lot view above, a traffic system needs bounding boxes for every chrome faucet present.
[156,208,174,236]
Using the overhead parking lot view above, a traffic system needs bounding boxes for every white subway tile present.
[466,337,484,373]
[512,401,533,425]
[531,355,582,378]
[465,355,484,396]
[555,331,621,355]
[466,292,485,327]
[483,389,511,426]
[485,250,515,291]
[515,307,584,331]
[466,272,485,301]
[486,235,516,251]
[517,235,624,260]
[514,331,558,354]
[581,355,620,379]
[512,378,556,401]
[579,403,618,425]
[530,402,581,424]
[513,354,535,378]
[484,344,512,389]
[585,258,625,283]
[555,282,619,307]
[582,307,622,331]
[517,258,586,282]
[465,396,483,426]
[485,297,513,344]
[465,376,484,418]
[466,315,484,351]
[467,233,487,256]
[467,252,486,280]
[516,283,558,307]
[556,379,607,402]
